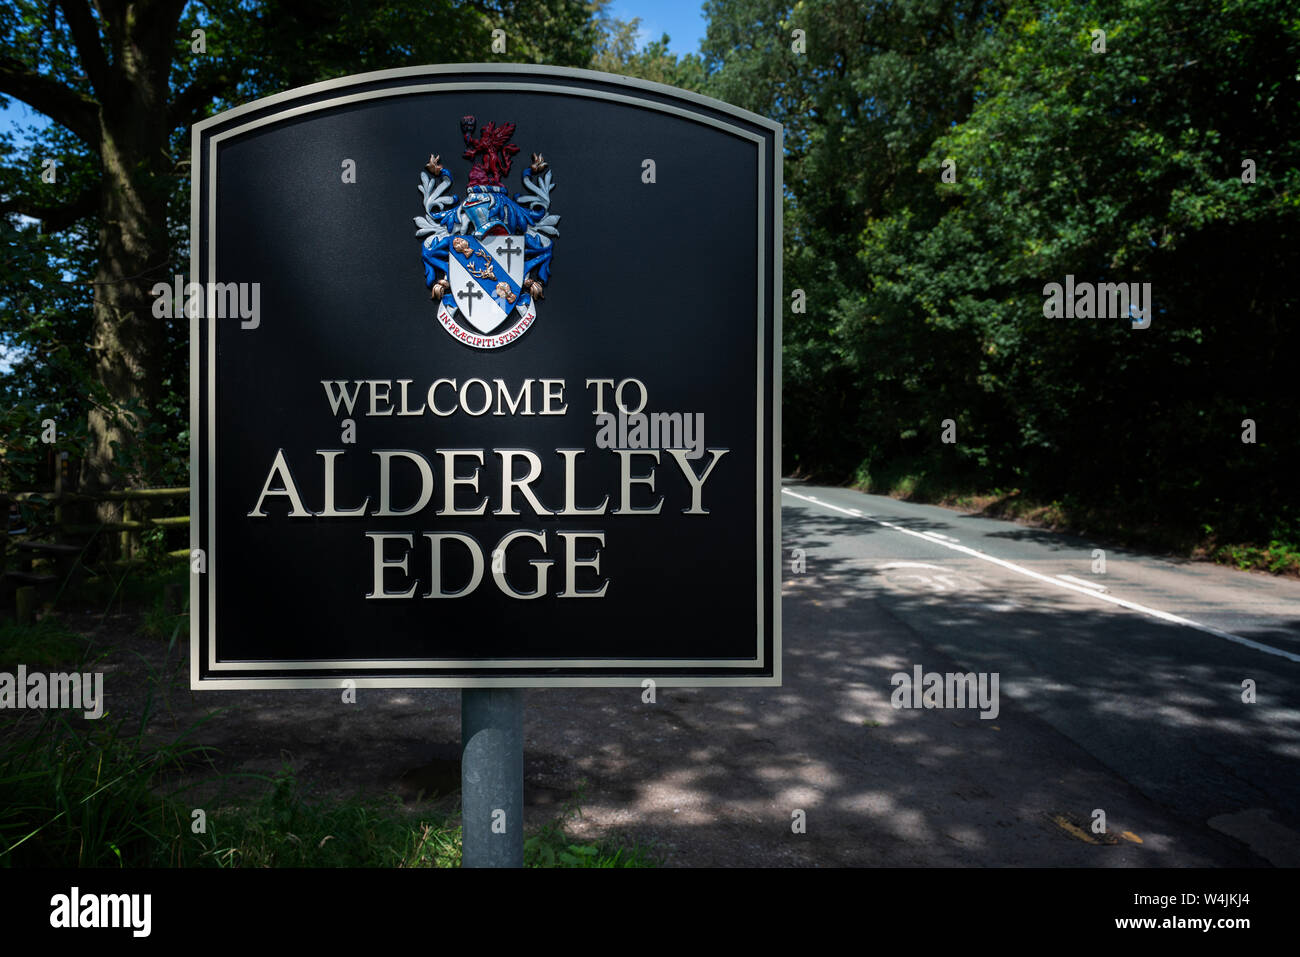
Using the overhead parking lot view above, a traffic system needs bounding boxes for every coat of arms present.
[416,115,559,348]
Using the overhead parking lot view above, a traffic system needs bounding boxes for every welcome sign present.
[189,65,780,688]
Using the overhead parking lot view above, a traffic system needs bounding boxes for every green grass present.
[0,708,217,867]
[851,457,976,508]
[524,825,657,867]
[139,590,185,641]
[195,768,464,868]
[1205,539,1300,576]
[522,786,658,868]
[1,711,657,868]
[0,617,86,668]
[63,563,187,615]
[849,461,1300,579]
[2,555,656,869]
[202,770,657,868]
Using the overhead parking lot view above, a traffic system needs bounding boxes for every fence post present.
[53,456,64,536]
[16,585,36,624]
[120,499,132,561]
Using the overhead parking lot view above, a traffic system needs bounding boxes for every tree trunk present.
[80,11,175,497]
[82,136,168,492]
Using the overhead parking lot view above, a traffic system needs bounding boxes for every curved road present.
[779,479,1300,866]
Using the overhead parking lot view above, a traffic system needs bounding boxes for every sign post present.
[190,65,781,866]
[461,688,523,867]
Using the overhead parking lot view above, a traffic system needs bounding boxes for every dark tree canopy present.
[3,0,1296,561]
[703,0,1299,551]
[0,0,617,492]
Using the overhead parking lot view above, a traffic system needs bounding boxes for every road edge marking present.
[782,487,1300,664]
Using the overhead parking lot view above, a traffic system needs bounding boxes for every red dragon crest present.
[461,115,520,186]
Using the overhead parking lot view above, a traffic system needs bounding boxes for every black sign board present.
[189,65,781,688]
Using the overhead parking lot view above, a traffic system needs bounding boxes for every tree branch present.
[0,57,100,146]
[0,183,101,232]
[154,0,192,26]
[168,68,232,130]
[56,0,113,100]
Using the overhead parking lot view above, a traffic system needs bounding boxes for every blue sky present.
[608,0,709,56]
[0,99,47,143]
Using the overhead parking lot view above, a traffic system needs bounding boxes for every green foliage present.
[705,0,1299,553]
[63,563,188,616]
[0,708,460,868]
[179,0,609,113]
[1206,530,1300,576]
[8,0,1293,564]
[0,609,652,869]
[0,616,84,667]
[703,0,1004,476]
[522,783,658,867]
[593,24,707,89]
[1,725,655,867]
[1,0,621,494]
[0,708,218,867]
[139,588,185,642]
[523,828,652,867]
[196,766,459,868]
[199,768,657,867]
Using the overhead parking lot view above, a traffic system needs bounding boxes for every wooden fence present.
[1,485,190,609]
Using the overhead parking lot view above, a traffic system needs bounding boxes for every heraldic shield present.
[449,234,526,333]
[416,114,560,349]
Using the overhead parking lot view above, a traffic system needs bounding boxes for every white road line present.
[782,487,1300,663]
[1057,574,1108,592]
[785,492,860,517]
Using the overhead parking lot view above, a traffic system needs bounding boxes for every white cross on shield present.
[449,235,526,333]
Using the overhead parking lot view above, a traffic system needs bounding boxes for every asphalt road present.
[779,479,1300,866]
[125,478,1300,867]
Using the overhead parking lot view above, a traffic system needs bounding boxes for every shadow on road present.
[94,502,1298,867]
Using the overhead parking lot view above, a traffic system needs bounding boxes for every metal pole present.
[460,688,524,867]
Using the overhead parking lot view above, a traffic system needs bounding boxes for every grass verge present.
[0,617,86,668]
[1,716,656,868]
[849,465,1300,578]
[2,553,657,868]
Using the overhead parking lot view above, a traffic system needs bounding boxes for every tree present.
[858,0,1300,540]
[700,0,1002,476]
[701,0,1298,550]
[0,0,612,492]
[592,22,706,90]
